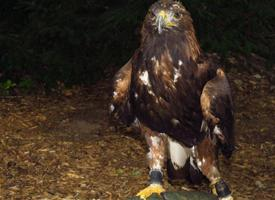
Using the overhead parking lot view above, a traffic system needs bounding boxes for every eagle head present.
[144,0,191,34]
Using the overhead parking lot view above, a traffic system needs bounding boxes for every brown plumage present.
[110,1,234,199]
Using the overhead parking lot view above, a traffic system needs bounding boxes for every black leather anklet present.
[215,179,231,198]
[150,170,163,184]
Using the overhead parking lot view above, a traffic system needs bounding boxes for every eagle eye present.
[174,12,182,19]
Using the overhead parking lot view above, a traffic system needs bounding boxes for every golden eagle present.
[110,1,234,199]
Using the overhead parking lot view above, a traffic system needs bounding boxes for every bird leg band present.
[210,178,232,198]
[149,170,163,184]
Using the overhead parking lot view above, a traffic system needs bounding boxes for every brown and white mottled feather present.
[110,0,234,154]
[110,59,134,125]
[201,68,235,158]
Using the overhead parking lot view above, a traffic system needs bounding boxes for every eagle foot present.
[136,184,165,200]
[210,179,233,200]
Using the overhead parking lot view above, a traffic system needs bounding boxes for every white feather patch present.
[116,78,122,83]
[139,71,151,86]
[200,120,209,133]
[171,118,180,126]
[190,157,199,170]
[197,159,202,168]
[113,91,118,97]
[151,136,161,146]
[148,90,155,96]
[109,104,115,113]
[152,160,161,170]
[133,118,140,127]
[173,68,181,83]
[168,138,192,170]
[213,126,222,135]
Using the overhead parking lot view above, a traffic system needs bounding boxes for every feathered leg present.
[194,136,233,200]
[136,124,166,199]
[166,137,204,185]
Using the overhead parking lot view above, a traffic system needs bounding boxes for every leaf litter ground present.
[0,70,274,200]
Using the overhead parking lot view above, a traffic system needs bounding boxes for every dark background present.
[0,0,274,90]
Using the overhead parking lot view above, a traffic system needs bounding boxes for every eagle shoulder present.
[110,59,134,125]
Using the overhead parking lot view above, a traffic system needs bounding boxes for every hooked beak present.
[156,10,176,34]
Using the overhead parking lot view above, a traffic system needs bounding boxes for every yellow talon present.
[136,184,165,200]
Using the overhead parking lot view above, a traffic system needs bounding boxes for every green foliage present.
[0,0,274,89]
[0,80,16,95]
[18,77,33,91]
[0,80,16,90]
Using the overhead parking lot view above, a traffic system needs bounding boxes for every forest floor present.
[0,61,275,199]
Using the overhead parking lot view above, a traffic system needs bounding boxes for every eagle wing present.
[110,59,134,125]
[200,68,235,158]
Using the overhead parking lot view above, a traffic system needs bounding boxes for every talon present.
[219,196,234,200]
[136,184,165,199]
